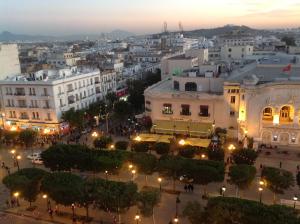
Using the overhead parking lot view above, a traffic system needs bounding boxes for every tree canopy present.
[232,148,258,165]
[19,129,37,148]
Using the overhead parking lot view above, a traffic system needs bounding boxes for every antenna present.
[179,21,183,33]
[163,21,168,33]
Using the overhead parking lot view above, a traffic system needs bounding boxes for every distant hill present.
[0,30,135,42]
[182,25,274,38]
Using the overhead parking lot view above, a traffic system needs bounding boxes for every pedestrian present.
[188,184,192,192]
[48,209,53,218]
[1,162,5,168]
[6,166,10,175]
[260,164,263,169]
[184,184,187,192]
[191,184,194,192]
[297,165,299,171]
[10,198,15,208]
[279,161,282,168]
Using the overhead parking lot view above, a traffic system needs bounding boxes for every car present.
[179,175,194,183]
[31,158,43,165]
[27,152,41,160]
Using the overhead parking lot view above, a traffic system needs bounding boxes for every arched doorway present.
[279,133,289,145]
[261,131,271,144]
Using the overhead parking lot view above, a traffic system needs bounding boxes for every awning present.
[152,120,212,137]
[131,133,211,148]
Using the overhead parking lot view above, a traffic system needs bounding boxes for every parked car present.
[27,152,41,160]
[31,158,43,165]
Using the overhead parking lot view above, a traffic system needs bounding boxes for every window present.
[60,99,63,107]
[280,106,291,122]
[174,81,179,90]
[58,86,62,94]
[43,88,48,96]
[199,105,209,117]
[15,88,25,96]
[185,82,197,91]
[230,111,235,116]
[45,100,50,108]
[146,101,151,105]
[242,94,245,100]
[230,96,236,104]
[181,105,191,116]
[46,113,51,121]
[228,48,232,52]
[20,112,29,119]
[29,88,36,96]
[162,104,173,115]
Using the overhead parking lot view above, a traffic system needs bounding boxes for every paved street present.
[0,212,55,224]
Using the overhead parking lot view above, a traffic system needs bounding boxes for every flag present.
[282,64,292,72]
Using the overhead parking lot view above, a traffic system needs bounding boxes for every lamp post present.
[71,203,75,220]
[221,186,226,197]
[13,192,20,206]
[158,177,162,192]
[173,216,179,223]
[134,213,140,224]
[43,194,51,210]
[293,196,298,209]
[175,196,181,216]
[258,187,263,203]
[16,155,21,171]
[131,169,136,181]
[105,170,108,180]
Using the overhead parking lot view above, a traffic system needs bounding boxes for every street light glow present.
[16,155,21,160]
[228,144,236,151]
[132,169,136,175]
[42,194,48,199]
[174,217,179,223]
[134,136,141,142]
[201,154,206,159]
[91,131,98,137]
[178,139,185,146]
[221,186,226,192]
[294,196,298,201]
[110,144,115,149]
[135,214,140,220]
[10,149,16,154]
[158,177,162,183]
[129,164,133,169]
[13,192,20,197]
[258,187,263,192]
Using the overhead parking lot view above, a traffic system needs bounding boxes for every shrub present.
[154,142,170,155]
[115,141,129,150]
[178,145,197,158]
[208,147,225,161]
[132,142,150,152]
[93,136,113,149]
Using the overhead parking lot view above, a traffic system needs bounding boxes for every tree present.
[203,197,300,224]
[61,108,85,129]
[3,168,47,207]
[127,80,145,112]
[178,145,197,158]
[129,152,157,185]
[228,164,256,197]
[105,92,118,108]
[41,172,84,206]
[138,189,160,223]
[182,201,203,224]
[208,146,224,161]
[158,155,184,190]
[144,69,161,87]
[113,100,132,119]
[262,166,294,203]
[19,129,37,148]
[232,148,258,165]
[281,36,296,46]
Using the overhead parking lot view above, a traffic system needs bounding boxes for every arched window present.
[280,106,291,122]
[185,82,197,91]
[173,81,179,90]
[262,107,272,121]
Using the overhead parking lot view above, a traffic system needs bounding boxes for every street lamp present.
[134,136,141,142]
[43,194,51,210]
[178,139,185,146]
[91,131,98,138]
[258,187,263,203]
[128,164,133,169]
[221,186,226,197]
[158,177,162,192]
[134,213,141,224]
[105,170,108,180]
[173,217,179,223]
[71,203,75,220]
[293,196,298,209]
[110,144,115,150]
[227,144,236,151]
[201,154,206,159]
[131,169,136,180]
[13,192,20,206]
[16,155,21,171]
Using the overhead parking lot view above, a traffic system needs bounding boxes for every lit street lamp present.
[43,194,51,210]
[128,164,133,169]
[134,213,141,224]
[258,187,263,203]
[173,216,179,223]
[178,139,185,146]
[131,169,136,180]
[105,170,108,180]
[158,177,162,192]
[13,192,20,206]
[91,131,98,138]
[16,155,21,171]
[293,196,298,209]
[71,203,75,220]
[221,186,226,197]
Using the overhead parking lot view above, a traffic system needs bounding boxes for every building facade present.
[0,44,21,80]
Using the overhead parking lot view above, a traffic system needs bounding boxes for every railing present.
[180,111,191,116]
[198,113,210,117]
[14,93,25,96]
[162,110,173,115]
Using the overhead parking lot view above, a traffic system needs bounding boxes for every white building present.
[220,45,253,61]
[0,44,21,80]
[0,67,116,134]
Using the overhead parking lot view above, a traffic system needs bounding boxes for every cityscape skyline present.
[1,0,300,35]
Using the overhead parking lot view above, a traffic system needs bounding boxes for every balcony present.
[68,101,75,105]
[180,111,191,116]
[198,113,210,117]
[19,116,29,120]
[41,94,50,97]
[162,110,173,115]
[18,105,27,108]
[14,93,25,96]
[29,105,39,108]
[67,89,74,93]
[6,93,13,96]
[43,106,51,109]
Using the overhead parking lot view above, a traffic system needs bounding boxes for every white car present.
[31,158,43,165]
[27,152,41,160]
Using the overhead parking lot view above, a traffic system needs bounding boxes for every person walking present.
[279,161,282,168]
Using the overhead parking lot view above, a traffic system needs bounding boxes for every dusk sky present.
[1,0,300,35]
